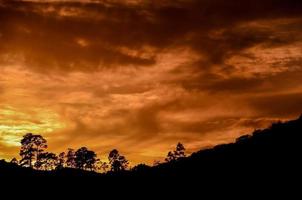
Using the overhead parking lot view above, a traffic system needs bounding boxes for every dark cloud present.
[203,78,266,94]
[1,0,302,164]
[249,92,302,117]
[1,0,302,72]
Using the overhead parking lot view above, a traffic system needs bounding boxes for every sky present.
[0,0,302,165]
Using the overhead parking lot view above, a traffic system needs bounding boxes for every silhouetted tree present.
[165,151,176,162]
[108,149,129,172]
[19,133,47,168]
[175,142,186,158]
[35,152,58,170]
[94,160,109,173]
[100,162,109,173]
[10,158,18,165]
[66,148,76,168]
[56,152,65,169]
[165,142,186,162]
[19,134,35,168]
[75,147,98,171]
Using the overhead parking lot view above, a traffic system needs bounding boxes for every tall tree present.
[108,149,129,172]
[66,148,76,168]
[56,152,66,169]
[35,152,58,171]
[19,133,47,168]
[19,133,35,168]
[34,135,48,160]
[165,151,176,162]
[175,142,186,158]
[165,142,186,162]
[74,147,98,171]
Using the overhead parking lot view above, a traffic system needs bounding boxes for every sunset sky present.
[1,0,302,165]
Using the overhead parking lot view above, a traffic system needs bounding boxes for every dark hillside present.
[1,115,302,179]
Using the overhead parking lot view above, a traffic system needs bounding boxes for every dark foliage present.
[108,149,129,172]
[19,133,47,168]
[74,147,98,171]
[35,152,58,170]
[165,142,186,162]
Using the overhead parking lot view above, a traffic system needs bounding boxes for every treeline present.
[4,115,302,178]
[10,133,186,173]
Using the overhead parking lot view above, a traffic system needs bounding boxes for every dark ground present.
[1,115,301,194]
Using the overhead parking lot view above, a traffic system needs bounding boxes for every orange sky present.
[1,0,302,165]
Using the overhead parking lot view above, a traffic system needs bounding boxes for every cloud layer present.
[0,0,302,164]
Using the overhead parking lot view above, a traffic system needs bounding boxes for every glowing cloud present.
[0,0,302,164]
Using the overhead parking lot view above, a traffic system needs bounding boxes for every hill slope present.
[128,115,302,179]
[1,115,302,178]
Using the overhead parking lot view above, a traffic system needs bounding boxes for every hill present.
[1,115,302,179]
[128,115,302,180]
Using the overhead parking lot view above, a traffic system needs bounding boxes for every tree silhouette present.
[165,151,176,162]
[175,142,186,158]
[56,152,65,169]
[34,135,47,159]
[66,148,76,168]
[94,160,109,173]
[19,133,47,168]
[165,142,186,162]
[35,152,58,170]
[108,149,129,172]
[19,134,36,167]
[74,147,98,171]
[100,162,109,173]
[10,158,18,165]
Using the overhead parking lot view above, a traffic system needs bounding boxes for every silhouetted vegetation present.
[108,149,129,172]
[19,133,47,168]
[65,148,76,168]
[1,115,302,178]
[74,147,98,171]
[35,152,58,170]
[165,142,186,162]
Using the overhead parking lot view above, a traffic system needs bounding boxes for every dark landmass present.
[1,115,302,179]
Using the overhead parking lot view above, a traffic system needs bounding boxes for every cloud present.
[0,0,302,164]
[1,0,302,73]
[248,92,302,117]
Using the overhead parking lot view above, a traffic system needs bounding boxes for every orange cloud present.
[0,0,302,164]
